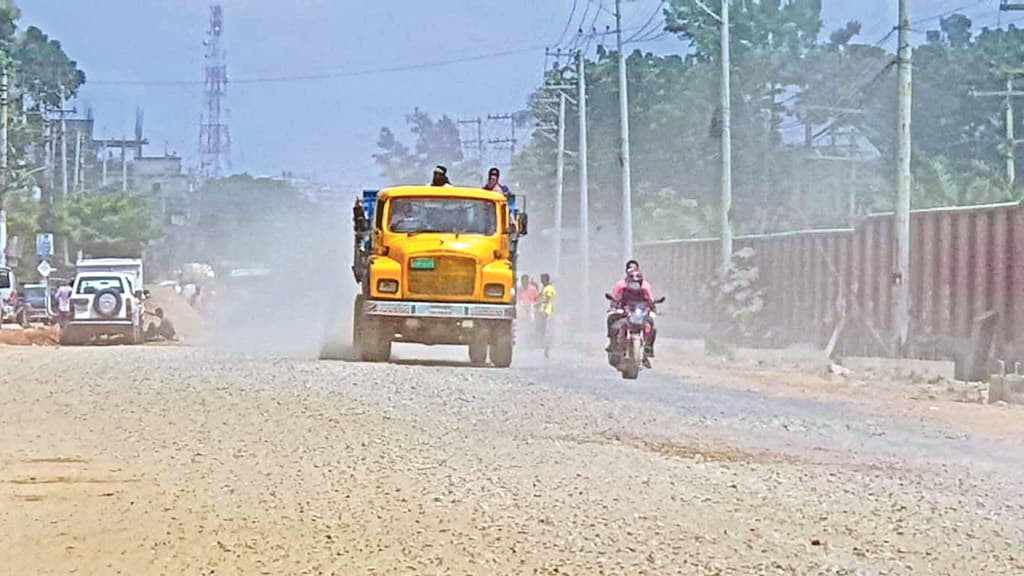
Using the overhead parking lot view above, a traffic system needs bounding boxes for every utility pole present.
[0,64,7,268]
[535,84,574,281]
[487,113,518,168]
[894,0,912,353]
[101,144,108,187]
[457,118,484,162]
[578,50,591,320]
[719,0,733,269]
[554,91,567,280]
[615,0,634,261]
[1007,76,1015,185]
[121,134,128,192]
[60,87,69,202]
[74,130,82,193]
[972,73,1024,187]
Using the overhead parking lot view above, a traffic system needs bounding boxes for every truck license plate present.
[410,257,435,270]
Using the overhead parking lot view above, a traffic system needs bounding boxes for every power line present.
[911,0,988,26]
[556,0,581,47]
[90,43,551,87]
[625,1,666,44]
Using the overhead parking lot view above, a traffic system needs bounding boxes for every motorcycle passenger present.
[607,261,657,362]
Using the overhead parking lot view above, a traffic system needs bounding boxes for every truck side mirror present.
[516,213,528,236]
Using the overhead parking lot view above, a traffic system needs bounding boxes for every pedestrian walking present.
[55,280,73,331]
[538,273,555,358]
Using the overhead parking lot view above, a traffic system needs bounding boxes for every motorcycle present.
[605,294,665,380]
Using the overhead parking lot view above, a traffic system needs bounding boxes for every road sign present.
[37,260,53,278]
[36,233,54,257]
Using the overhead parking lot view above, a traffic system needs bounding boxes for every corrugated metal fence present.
[636,201,1024,360]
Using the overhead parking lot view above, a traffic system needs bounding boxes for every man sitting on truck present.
[483,167,510,195]
[430,165,452,187]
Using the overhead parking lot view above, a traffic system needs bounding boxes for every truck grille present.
[408,256,476,296]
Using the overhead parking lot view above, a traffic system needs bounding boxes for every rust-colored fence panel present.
[636,201,1024,360]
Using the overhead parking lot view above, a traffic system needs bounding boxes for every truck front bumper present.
[364,300,515,320]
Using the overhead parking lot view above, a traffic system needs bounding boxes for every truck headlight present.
[484,283,505,298]
[377,279,399,294]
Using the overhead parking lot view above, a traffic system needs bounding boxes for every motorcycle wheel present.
[621,336,642,380]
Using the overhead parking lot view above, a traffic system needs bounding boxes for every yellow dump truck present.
[347,185,528,365]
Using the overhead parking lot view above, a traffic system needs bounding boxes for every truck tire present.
[59,327,78,346]
[621,338,642,380]
[350,295,363,343]
[489,322,514,368]
[358,316,392,362]
[468,340,488,366]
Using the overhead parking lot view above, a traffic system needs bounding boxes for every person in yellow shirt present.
[538,273,555,358]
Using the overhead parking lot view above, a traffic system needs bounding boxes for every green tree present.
[195,175,315,265]
[59,191,157,257]
[12,25,85,109]
[373,108,478,185]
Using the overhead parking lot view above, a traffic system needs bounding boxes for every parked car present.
[14,283,52,326]
[0,266,16,326]
[60,271,145,345]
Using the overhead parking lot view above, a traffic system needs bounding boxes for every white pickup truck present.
[0,266,15,325]
[61,259,145,345]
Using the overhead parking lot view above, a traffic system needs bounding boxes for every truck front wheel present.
[489,323,514,368]
[358,317,392,362]
[468,340,488,366]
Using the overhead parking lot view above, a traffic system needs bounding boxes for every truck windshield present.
[77,277,125,295]
[388,197,498,235]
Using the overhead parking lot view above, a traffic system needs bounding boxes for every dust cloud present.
[202,196,356,359]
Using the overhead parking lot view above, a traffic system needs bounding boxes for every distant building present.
[131,155,192,228]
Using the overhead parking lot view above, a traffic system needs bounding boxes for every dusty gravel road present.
[3,344,1024,575]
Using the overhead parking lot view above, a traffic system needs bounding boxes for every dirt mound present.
[0,326,59,346]
[144,286,208,345]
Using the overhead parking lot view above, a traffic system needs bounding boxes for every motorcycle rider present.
[607,260,657,364]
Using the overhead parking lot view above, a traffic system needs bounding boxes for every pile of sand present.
[0,325,59,346]
[143,286,208,345]
[0,287,207,347]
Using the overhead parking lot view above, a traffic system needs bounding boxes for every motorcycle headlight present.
[377,279,399,294]
[484,283,505,298]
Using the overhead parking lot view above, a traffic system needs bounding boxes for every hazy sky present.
[18,1,1013,188]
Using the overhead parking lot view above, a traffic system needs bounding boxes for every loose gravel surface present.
[3,344,1024,575]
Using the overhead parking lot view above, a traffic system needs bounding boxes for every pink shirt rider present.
[612,278,654,307]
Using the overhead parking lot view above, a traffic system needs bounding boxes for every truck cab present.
[344,186,527,365]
